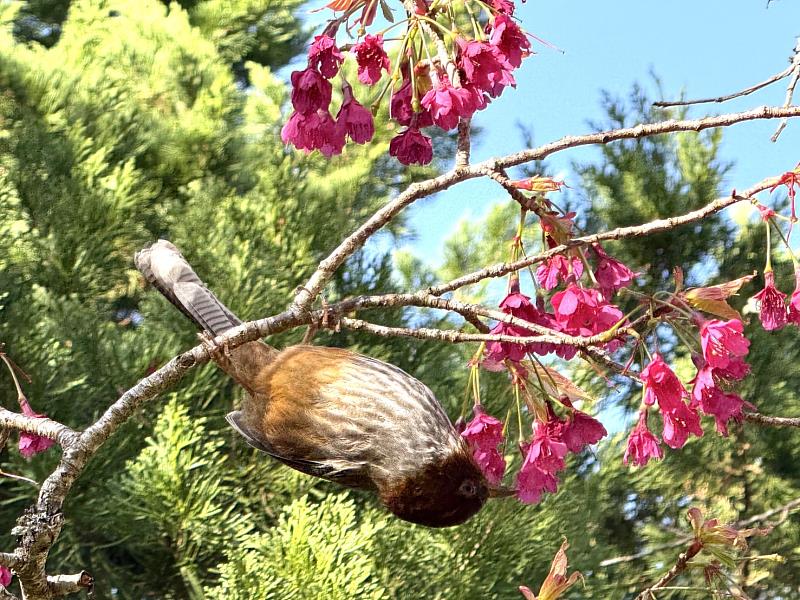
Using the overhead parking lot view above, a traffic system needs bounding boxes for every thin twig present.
[771,38,800,141]
[654,39,800,108]
[634,541,704,600]
[428,179,778,296]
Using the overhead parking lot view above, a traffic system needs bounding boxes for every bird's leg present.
[197,331,265,397]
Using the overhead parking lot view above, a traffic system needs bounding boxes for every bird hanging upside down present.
[135,240,499,527]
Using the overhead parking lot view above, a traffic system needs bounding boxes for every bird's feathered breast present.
[249,345,464,487]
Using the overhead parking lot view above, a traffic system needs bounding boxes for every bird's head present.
[379,444,491,527]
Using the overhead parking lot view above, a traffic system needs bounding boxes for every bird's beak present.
[488,486,516,498]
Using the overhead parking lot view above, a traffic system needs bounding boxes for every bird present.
[134,239,497,527]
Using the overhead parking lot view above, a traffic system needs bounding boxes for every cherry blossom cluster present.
[452,175,800,503]
[625,318,751,467]
[749,167,800,331]
[281,0,532,164]
[458,184,635,503]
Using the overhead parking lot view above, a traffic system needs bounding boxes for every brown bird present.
[135,240,494,527]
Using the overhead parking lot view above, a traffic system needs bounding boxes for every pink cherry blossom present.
[336,86,374,144]
[489,14,530,69]
[420,74,474,130]
[307,34,344,78]
[290,67,332,115]
[641,354,688,413]
[389,127,433,165]
[690,365,745,436]
[753,270,787,331]
[353,34,390,85]
[788,268,800,325]
[698,389,743,436]
[593,245,636,299]
[661,402,704,449]
[489,0,515,14]
[623,411,663,467]
[281,110,345,156]
[0,566,10,588]
[516,455,558,504]
[281,111,313,149]
[389,79,434,128]
[461,405,506,485]
[483,288,559,367]
[535,254,583,290]
[699,319,750,370]
[18,398,55,459]
[550,284,624,339]
[524,421,568,474]
[562,410,607,453]
[456,38,515,98]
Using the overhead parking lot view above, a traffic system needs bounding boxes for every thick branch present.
[0,410,77,448]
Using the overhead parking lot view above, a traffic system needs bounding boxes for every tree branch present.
[292,105,800,313]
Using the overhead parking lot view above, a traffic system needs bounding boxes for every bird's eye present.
[459,480,477,497]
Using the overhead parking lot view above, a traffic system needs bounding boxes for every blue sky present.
[397,0,800,259]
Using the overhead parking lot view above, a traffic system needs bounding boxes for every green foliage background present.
[0,1,798,598]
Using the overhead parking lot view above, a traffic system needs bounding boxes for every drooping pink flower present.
[689,364,745,436]
[389,127,433,165]
[353,34,390,85]
[753,270,787,331]
[489,14,531,69]
[389,79,434,128]
[281,110,345,156]
[0,566,11,588]
[484,288,559,367]
[661,402,704,449]
[472,446,506,485]
[698,389,744,436]
[623,411,663,467]
[336,86,374,144]
[593,245,636,299]
[641,354,688,413]
[290,67,332,115]
[484,321,530,365]
[281,111,313,150]
[307,34,344,79]
[456,38,515,98]
[420,74,474,130]
[461,405,506,485]
[524,421,568,474]
[690,364,716,407]
[715,357,750,381]
[516,454,558,504]
[788,268,800,325]
[535,254,583,290]
[699,319,750,370]
[562,410,607,453]
[550,284,624,339]
[315,111,347,157]
[489,0,515,14]
[461,405,504,446]
[18,399,56,459]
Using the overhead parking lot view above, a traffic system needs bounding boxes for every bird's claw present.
[198,331,231,360]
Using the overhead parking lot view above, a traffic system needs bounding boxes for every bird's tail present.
[135,240,241,336]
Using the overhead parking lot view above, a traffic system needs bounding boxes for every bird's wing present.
[225,411,374,490]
